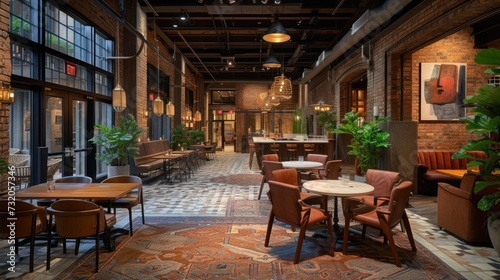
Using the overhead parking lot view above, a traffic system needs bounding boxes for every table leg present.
[333,196,339,232]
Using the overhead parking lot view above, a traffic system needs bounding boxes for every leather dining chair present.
[96,175,144,236]
[265,180,334,264]
[0,199,47,272]
[323,160,343,180]
[258,160,283,200]
[301,154,328,180]
[355,169,401,206]
[37,175,93,207]
[261,153,279,162]
[46,199,116,273]
[342,181,416,267]
[272,168,323,208]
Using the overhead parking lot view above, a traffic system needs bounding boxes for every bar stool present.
[270,143,280,155]
[286,144,297,161]
[303,143,315,157]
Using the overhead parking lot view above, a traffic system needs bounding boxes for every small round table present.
[281,160,323,170]
[302,179,374,231]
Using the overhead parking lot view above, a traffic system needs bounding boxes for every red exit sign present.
[66,62,76,77]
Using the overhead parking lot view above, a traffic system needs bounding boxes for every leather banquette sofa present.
[416,150,485,195]
[129,140,171,177]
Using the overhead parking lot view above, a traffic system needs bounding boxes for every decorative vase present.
[488,212,500,256]
[108,165,130,178]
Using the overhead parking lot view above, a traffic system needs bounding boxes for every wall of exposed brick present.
[0,0,11,192]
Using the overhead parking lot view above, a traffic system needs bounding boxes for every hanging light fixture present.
[112,23,126,112]
[268,91,280,106]
[263,54,281,68]
[166,101,175,117]
[0,83,15,104]
[270,73,292,100]
[263,14,290,43]
[153,46,164,116]
[194,110,202,121]
[311,100,332,111]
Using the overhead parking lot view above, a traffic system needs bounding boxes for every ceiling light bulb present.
[275,0,281,3]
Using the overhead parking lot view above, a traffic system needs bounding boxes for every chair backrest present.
[47,199,105,238]
[386,181,413,228]
[56,175,93,183]
[262,154,279,162]
[267,180,303,226]
[272,168,298,186]
[459,173,478,196]
[262,161,283,181]
[365,169,401,198]
[324,160,342,180]
[0,200,42,239]
[102,175,142,183]
[306,154,328,166]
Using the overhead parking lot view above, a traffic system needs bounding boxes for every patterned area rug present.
[56,201,465,280]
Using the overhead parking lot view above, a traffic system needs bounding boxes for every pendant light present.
[112,23,126,112]
[263,54,281,68]
[194,110,202,121]
[153,46,164,116]
[263,14,290,43]
[166,101,175,117]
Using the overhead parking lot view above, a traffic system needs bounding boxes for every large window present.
[10,0,39,42]
[95,101,112,178]
[9,89,32,154]
[45,53,90,90]
[11,43,37,79]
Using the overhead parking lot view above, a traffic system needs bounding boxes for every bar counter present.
[252,136,334,169]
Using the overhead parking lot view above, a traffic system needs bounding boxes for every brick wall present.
[0,0,10,191]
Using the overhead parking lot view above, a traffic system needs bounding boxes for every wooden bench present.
[129,140,172,178]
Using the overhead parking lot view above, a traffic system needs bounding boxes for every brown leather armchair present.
[355,169,401,206]
[437,173,500,243]
[258,160,283,200]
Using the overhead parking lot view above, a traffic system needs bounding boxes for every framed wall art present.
[420,62,467,121]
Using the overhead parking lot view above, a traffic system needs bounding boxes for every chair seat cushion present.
[105,213,116,227]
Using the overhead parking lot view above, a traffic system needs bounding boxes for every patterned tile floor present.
[1,148,499,279]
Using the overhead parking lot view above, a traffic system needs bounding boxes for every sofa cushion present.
[423,170,461,184]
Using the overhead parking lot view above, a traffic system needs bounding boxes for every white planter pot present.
[108,165,130,178]
[488,212,500,257]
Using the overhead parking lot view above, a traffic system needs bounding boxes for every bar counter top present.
[252,136,328,144]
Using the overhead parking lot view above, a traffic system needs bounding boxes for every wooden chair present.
[262,153,279,162]
[0,200,47,272]
[323,160,342,180]
[46,199,116,273]
[301,154,328,180]
[272,168,323,208]
[265,180,334,264]
[342,181,416,267]
[258,160,283,200]
[37,176,93,207]
[98,175,144,235]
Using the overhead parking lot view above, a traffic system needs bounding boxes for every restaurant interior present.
[1,0,500,278]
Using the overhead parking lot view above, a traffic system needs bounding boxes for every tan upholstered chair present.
[262,153,279,162]
[259,160,283,200]
[355,169,401,206]
[342,181,416,267]
[265,180,334,264]
[98,175,144,236]
[0,200,47,272]
[272,168,323,208]
[46,199,116,273]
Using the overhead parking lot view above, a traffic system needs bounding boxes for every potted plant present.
[171,124,190,151]
[452,48,500,255]
[317,110,337,138]
[89,114,143,177]
[188,129,205,145]
[292,107,306,134]
[332,111,390,175]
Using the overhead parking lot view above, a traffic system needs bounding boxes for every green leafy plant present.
[0,158,8,174]
[332,111,390,174]
[317,110,337,132]
[89,114,143,166]
[452,48,500,211]
[292,107,306,134]
[171,124,190,150]
[188,129,205,145]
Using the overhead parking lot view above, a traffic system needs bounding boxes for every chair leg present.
[95,232,100,273]
[141,201,145,225]
[264,212,275,247]
[249,151,254,169]
[380,221,401,267]
[258,178,266,200]
[361,225,367,238]
[29,235,35,273]
[75,239,80,255]
[342,217,351,254]
[128,208,134,236]
[63,238,67,254]
[326,215,335,257]
[402,212,417,252]
[294,224,308,264]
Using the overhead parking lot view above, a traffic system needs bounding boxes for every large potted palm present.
[452,48,500,255]
[89,114,143,177]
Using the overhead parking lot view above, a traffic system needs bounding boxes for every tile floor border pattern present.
[1,150,499,279]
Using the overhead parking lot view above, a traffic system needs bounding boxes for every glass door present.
[45,92,88,178]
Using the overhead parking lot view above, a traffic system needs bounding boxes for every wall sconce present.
[143,110,149,118]
[373,105,380,120]
[0,83,15,104]
[194,110,202,122]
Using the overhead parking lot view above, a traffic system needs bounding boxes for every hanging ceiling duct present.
[299,0,413,84]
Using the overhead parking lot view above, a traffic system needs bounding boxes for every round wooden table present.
[302,179,374,231]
